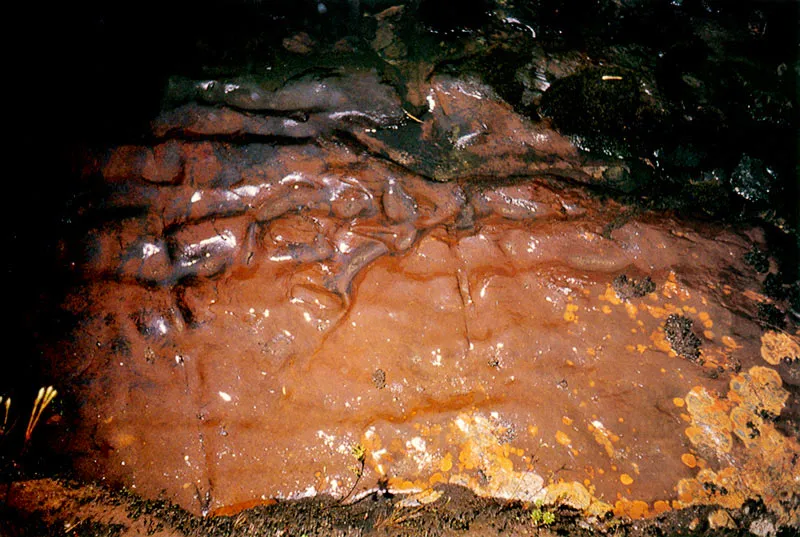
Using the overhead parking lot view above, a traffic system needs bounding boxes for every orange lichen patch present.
[562,416,574,426]
[653,500,671,514]
[613,499,650,519]
[388,477,422,492]
[684,386,733,454]
[601,305,612,314]
[599,285,622,305]
[620,474,634,485]
[698,311,713,328]
[760,330,800,365]
[662,274,678,298]
[681,453,697,468]
[649,329,673,354]
[624,302,638,320]
[673,397,685,408]
[721,335,741,350]
[675,372,800,527]
[703,330,715,340]
[588,421,619,459]
[641,302,681,320]
[428,472,447,485]
[728,366,788,417]
[563,303,579,323]
[555,430,572,446]
[743,289,767,303]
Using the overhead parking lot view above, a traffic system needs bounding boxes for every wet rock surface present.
[34,69,798,527]
[3,1,799,535]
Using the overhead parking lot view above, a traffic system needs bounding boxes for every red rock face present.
[47,72,799,523]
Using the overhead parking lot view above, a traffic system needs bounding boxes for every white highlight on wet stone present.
[426,93,436,112]
[141,242,162,258]
[269,255,294,262]
[455,131,480,149]
[218,391,232,402]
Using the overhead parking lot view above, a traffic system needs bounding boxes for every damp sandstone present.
[37,70,799,527]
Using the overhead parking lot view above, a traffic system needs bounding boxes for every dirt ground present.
[3,477,793,537]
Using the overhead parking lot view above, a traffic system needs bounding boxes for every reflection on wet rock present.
[156,70,405,139]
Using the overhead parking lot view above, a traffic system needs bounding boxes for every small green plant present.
[529,500,556,526]
[339,442,367,504]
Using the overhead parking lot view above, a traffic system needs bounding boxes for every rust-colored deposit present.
[44,72,798,524]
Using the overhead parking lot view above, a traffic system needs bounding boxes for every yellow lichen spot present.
[528,425,539,437]
[555,430,571,446]
[589,380,596,387]
[600,285,622,305]
[721,335,740,350]
[703,330,715,340]
[650,329,673,353]
[673,397,685,407]
[562,416,574,426]
[602,305,612,314]
[681,453,697,468]
[636,344,647,354]
[589,422,617,458]
[625,302,638,320]
[722,284,732,295]
[663,274,678,298]
[760,330,800,365]
[620,474,634,485]
[744,289,767,302]
[440,452,453,472]
[563,303,579,323]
